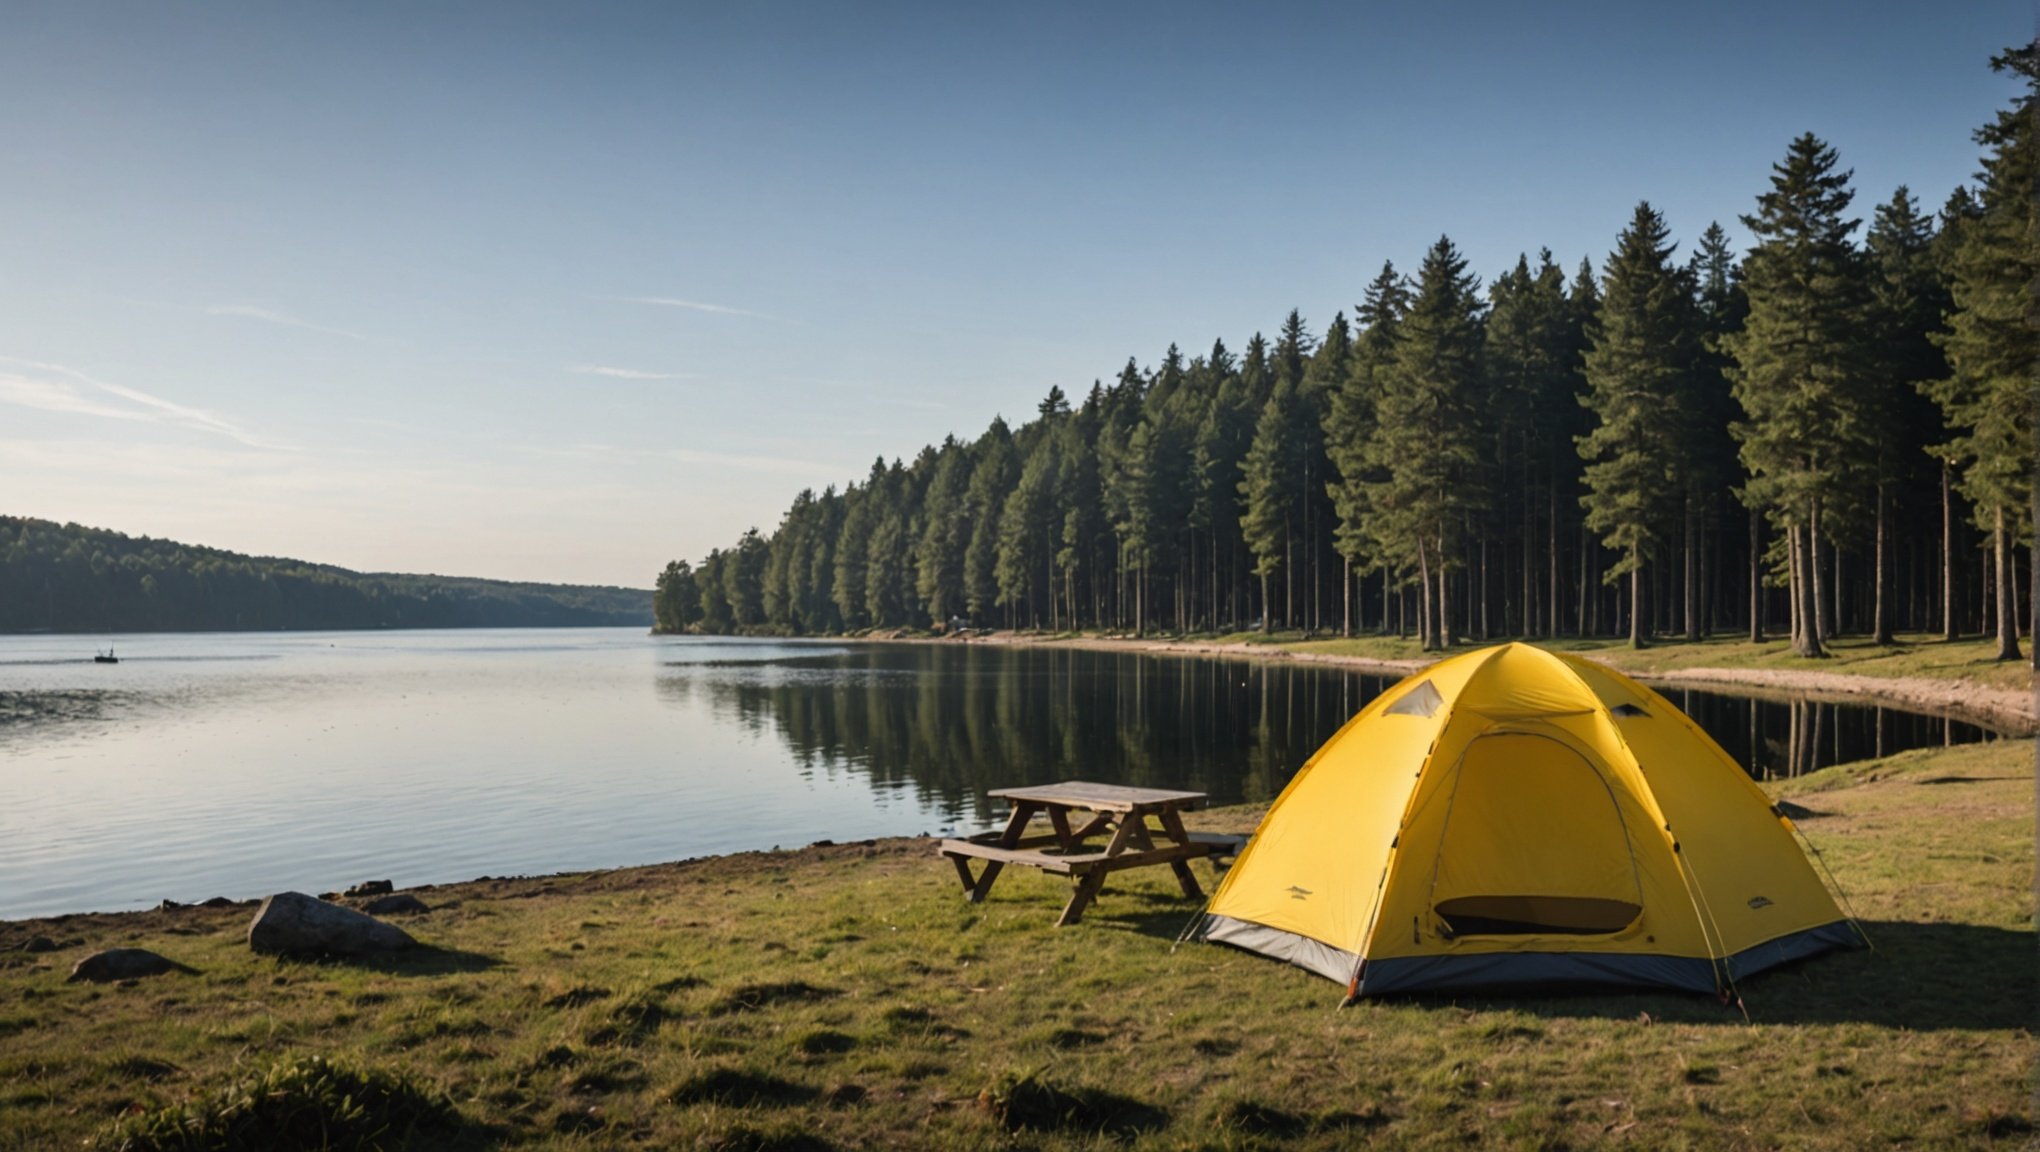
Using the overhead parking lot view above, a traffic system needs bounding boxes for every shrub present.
[103,1054,475,1151]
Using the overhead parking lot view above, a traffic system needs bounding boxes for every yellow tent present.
[1193,643,1861,998]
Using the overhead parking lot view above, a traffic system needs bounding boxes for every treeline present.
[0,517,652,633]
[658,46,2039,662]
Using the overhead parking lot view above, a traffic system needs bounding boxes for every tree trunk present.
[1810,504,1831,652]
[1581,529,1595,637]
[1436,538,1454,649]
[1548,489,1561,638]
[1748,509,1764,644]
[1522,449,1534,637]
[1683,496,1698,641]
[1417,545,1435,650]
[1258,571,1269,634]
[1794,517,1827,658]
[1479,536,1490,640]
[1789,523,1803,646]
[1342,556,1351,639]
[1873,482,1892,645]
[1994,503,2022,661]
[1942,461,1958,641]
[1629,547,1646,649]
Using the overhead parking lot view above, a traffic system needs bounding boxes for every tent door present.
[1429,732,1643,937]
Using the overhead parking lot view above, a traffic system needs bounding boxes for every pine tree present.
[1239,377,1303,631]
[1297,313,1347,635]
[1863,187,1949,645]
[963,419,1016,623]
[696,548,733,632]
[1328,264,1409,634]
[727,527,769,627]
[1578,202,1702,648]
[653,559,703,633]
[996,428,1065,626]
[913,438,972,627]
[1361,236,1487,649]
[1931,44,2039,663]
[831,461,885,629]
[1726,133,1871,658]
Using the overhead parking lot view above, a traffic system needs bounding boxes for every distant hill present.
[0,516,652,633]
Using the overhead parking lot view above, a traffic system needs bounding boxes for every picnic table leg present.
[1058,869,1108,926]
[1070,812,1113,843]
[1047,806,1076,851]
[966,861,1005,904]
[1156,809,1205,899]
[997,801,1041,847]
[949,854,978,892]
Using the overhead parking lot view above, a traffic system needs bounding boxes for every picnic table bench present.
[939,781,1244,925]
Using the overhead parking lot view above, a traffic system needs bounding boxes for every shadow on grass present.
[1459,921,2037,1031]
[1156,918,2033,1031]
[281,946,503,977]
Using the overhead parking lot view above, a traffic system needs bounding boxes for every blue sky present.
[0,2,2027,587]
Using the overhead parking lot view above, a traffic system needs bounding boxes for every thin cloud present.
[0,357,290,450]
[206,304,367,341]
[602,295,776,320]
[510,438,830,476]
[567,365,695,381]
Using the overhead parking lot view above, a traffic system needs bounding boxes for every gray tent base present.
[1193,915,1863,997]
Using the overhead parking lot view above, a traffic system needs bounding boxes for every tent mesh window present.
[1385,679,1443,718]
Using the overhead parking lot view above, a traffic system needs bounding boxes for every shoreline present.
[1,740,2030,1148]
[872,630,2039,736]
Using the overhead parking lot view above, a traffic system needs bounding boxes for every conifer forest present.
[658,46,2040,664]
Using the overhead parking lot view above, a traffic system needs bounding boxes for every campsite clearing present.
[0,740,2029,1150]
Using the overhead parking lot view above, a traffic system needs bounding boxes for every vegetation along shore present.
[908,628,2037,736]
[656,45,2040,671]
[0,517,652,633]
[0,737,2029,1150]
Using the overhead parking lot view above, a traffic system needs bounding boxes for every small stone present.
[157,899,184,911]
[68,948,186,983]
[199,896,236,909]
[360,893,429,916]
[248,891,415,956]
[22,936,57,954]
[344,880,394,898]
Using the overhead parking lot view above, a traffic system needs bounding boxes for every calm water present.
[0,629,2004,919]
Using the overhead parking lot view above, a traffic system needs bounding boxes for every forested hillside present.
[0,517,651,633]
[659,46,2038,663]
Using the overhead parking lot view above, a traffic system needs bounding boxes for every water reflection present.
[667,644,2003,818]
[1668,688,1999,780]
[664,645,1393,823]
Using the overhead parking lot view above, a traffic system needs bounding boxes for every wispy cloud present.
[510,439,830,477]
[0,357,290,450]
[206,304,366,341]
[601,295,776,320]
[567,365,695,381]
[665,446,831,475]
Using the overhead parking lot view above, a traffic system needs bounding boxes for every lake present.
[0,628,2003,919]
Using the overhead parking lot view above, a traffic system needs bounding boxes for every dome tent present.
[1192,643,1861,999]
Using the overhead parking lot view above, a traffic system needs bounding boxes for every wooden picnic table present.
[939,781,1231,926]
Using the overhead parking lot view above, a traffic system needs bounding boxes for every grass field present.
[0,740,2031,1150]
[1207,630,2036,695]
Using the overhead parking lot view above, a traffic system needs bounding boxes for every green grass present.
[1025,627,2036,698]
[1,741,2031,1150]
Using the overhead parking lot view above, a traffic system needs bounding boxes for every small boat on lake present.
[94,645,118,664]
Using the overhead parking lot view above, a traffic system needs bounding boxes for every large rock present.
[248,891,416,956]
[360,893,429,916]
[68,948,186,983]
